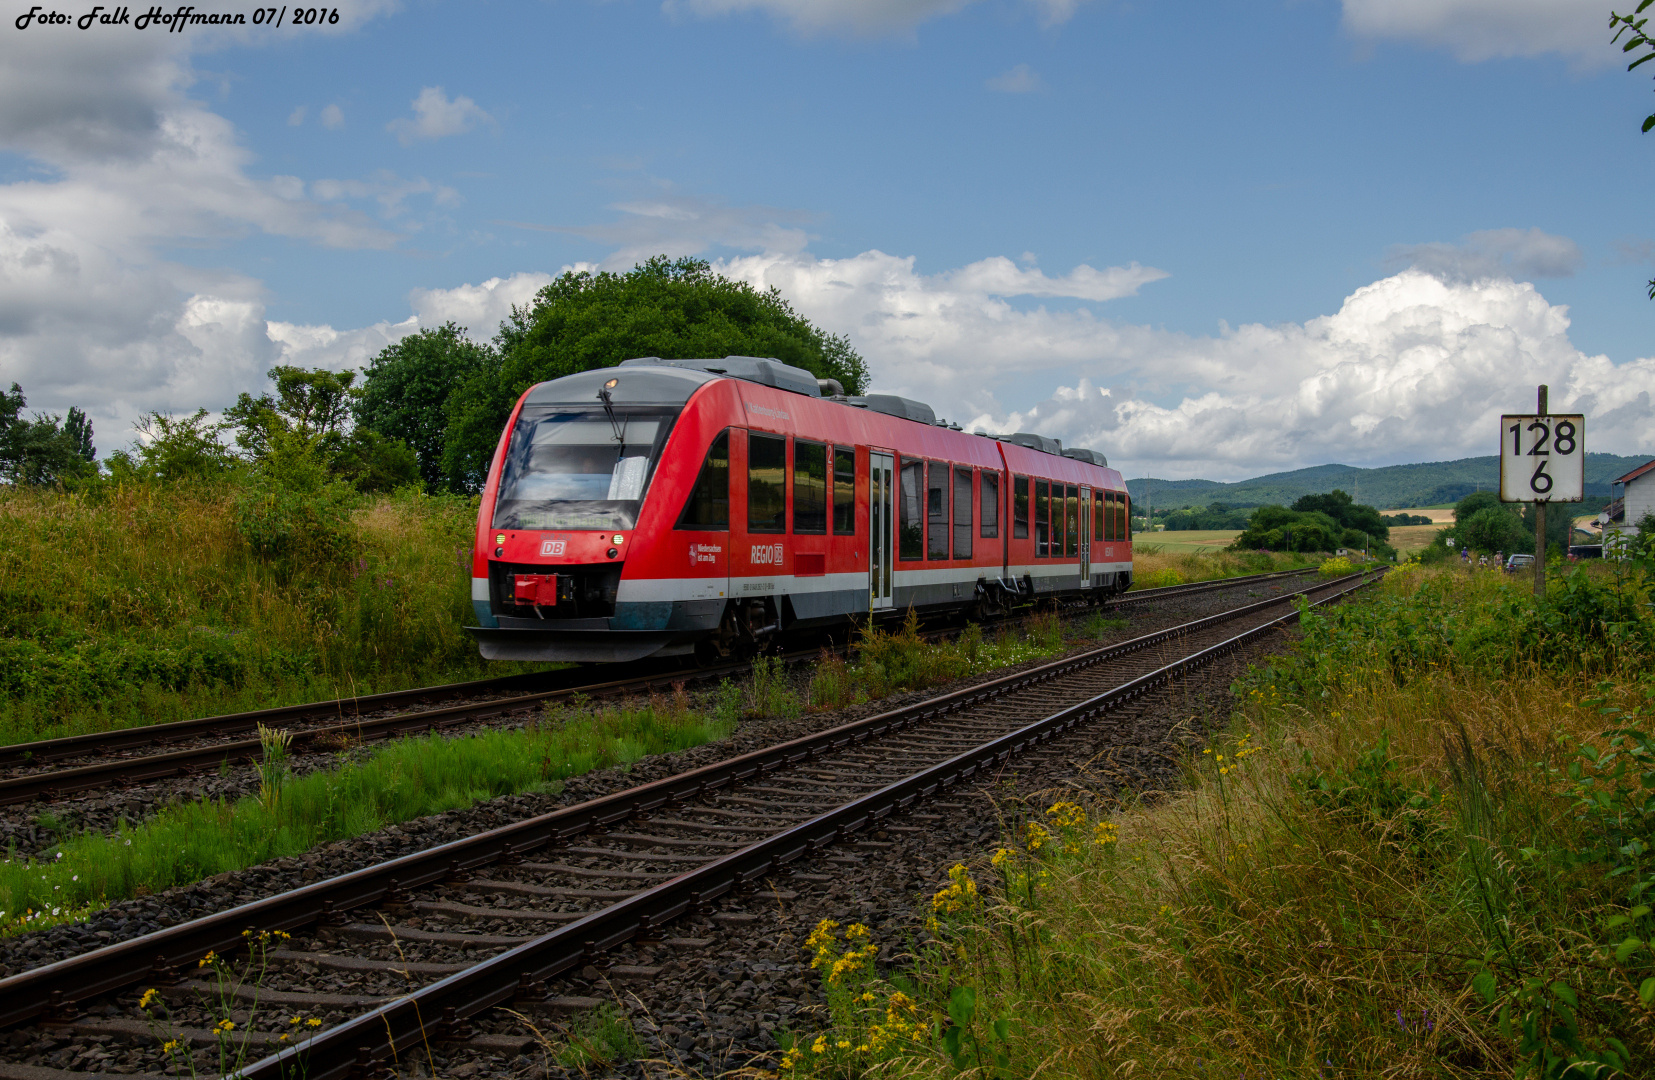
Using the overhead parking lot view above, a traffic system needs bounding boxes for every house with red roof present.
[1596,458,1655,537]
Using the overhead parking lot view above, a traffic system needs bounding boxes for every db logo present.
[540,540,565,556]
[750,543,785,566]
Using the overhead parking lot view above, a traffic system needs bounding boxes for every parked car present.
[1505,553,1535,573]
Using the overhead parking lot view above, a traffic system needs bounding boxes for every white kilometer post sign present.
[1498,384,1584,597]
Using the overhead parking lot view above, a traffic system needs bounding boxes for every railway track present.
[0,568,1379,1079]
[0,567,1318,810]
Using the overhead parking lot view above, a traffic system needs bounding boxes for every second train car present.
[467,356,1132,663]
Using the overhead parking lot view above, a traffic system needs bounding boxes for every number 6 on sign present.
[1499,414,1585,502]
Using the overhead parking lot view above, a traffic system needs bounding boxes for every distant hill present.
[1125,453,1652,512]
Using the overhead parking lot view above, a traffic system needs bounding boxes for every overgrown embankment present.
[786,560,1655,1079]
[0,482,529,744]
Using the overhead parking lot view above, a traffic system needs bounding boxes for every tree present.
[440,256,872,492]
[354,322,495,492]
[224,365,360,461]
[224,364,418,493]
[106,410,238,484]
[1453,491,1503,528]
[1291,489,1389,541]
[0,383,99,486]
[1460,505,1530,555]
[1610,4,1655,297]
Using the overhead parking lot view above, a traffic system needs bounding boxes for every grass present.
[1135,528,1243,553]
[0,690,731,935]
[807,609,1069,711]
[1129,545,1316,589]
[783,559,1655,1079]
[0,482,546,746]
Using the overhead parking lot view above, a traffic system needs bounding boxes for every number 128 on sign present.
[1499,414,1585,502]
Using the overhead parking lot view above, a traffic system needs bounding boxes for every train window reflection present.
[1065,486,1080,557]
[899,460,923,560]
[981,473,999,539]
[1035,480,1050,557]
[793,440,827,534]
[676,430,729,530]
[492,409,675,531]
[1013,477,1028,540]
[748,433,787,533]
[832,446,855,534]
[953,468,973,559]
[927,461,949,560]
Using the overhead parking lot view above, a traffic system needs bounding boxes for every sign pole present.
[1535,384,1547,599]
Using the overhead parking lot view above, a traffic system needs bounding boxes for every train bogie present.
[466,357,1132,663]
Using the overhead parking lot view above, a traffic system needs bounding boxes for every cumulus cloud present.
[1341,0,1616,64]
[1389,227,1583,282]
[986,64,1043,93]
[511,194,818,270]
[320,103,345,130]
[662,0,1088,35]
[408,272,557,337]
[387,87,493,145]
[0,2,455,445]
[711,252,1655,480]
[287,105,307,126]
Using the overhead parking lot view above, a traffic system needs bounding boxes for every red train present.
[467,356,1132,663]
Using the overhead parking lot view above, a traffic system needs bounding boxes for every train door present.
[1079,485,1092,585]
[869,451,894,611]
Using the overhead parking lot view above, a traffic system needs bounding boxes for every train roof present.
[524,356,1106,467]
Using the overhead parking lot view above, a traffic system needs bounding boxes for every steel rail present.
[0,568,1314,802]
[0,657,768,806]
[0,569,1371,1030]
[238,568,1382,1080]
[0,567,1303,770]
[1111,565,1312,608]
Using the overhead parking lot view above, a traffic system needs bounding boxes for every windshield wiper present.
[597,378,626,451]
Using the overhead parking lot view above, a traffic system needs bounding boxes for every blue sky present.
[2,0,1653,480]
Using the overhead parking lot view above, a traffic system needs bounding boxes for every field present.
[1133,528,1241,552]
[787,560,1655,1079]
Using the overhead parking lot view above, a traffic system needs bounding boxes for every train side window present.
[1094,491,1105,542]
[747,433,787,534]
[675,429,730,530]
[899,460,923,560]
[953,467,973,559]
[1035,479,1050,557]
[1013,476,1028,539]
[981,472,999,538]
[1065,485,1080,557]
[793,439,827,534]
[927,461,949,560]
[832,445,855,534]
[1122,492,1132,540]
[1102,491,1115,542]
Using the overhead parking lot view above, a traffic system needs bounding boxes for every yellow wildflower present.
[306,1018,322,1028]
[138,988,158,1009]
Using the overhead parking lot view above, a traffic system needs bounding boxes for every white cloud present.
[712,252,1655,480]
[513,193,817,269]
[1390,227,1584,281]
[320,103,345,130]
[387,87,493,145]
[986,64,1043,93]
[0,2,456,447]
[408,272,557,338]
[1341,0,1617,64]
[287,105,307,126]
[662,0,1087,34]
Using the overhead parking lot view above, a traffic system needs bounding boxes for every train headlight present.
[612,534,624,544]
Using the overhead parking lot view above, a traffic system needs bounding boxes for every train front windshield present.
[492,408,677,531]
